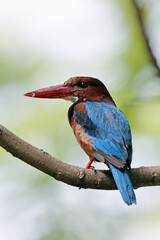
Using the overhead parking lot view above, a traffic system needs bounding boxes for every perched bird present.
[25,76,136,205]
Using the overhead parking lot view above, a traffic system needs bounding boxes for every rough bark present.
[0,124,160,190]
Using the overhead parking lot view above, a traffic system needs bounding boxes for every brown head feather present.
[64,76,116,106]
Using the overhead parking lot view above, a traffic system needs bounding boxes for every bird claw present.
[86,165,94,170]
[86,165,96,172]
[85,158,96,172]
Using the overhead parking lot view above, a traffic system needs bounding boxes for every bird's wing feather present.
[74,102,132,168]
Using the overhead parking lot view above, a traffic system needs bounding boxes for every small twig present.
[133,0,160,76]
[0,124,160,190]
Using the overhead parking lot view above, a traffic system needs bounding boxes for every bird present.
[25,76,136,205]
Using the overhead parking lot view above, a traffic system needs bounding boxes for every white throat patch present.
[63,96,78,103]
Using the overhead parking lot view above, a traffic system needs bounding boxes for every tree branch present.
[0,124,160,190]
[133,0,160,76]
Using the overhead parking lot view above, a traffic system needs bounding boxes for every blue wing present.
[74,101,136,205]
[84,102,132,168]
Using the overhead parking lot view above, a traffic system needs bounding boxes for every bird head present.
[25,76,115,105]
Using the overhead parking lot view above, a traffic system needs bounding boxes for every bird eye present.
[77,82,88,88]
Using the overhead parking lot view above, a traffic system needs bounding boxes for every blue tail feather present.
[109,163,136,205]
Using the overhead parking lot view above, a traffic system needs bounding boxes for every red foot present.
[86,158,94,170]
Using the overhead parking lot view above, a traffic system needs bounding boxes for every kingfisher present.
[25,76,136,205]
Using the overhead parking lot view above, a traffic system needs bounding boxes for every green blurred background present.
[0,0,160,239]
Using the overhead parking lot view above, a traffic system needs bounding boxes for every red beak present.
[24,84,76,99]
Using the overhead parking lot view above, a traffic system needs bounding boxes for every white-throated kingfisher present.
[25,76,136,205]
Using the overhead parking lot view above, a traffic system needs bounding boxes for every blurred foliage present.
[0,53,44,85]
[0,0,160,240]
[112,0,160,134]
[0,41,46,85]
